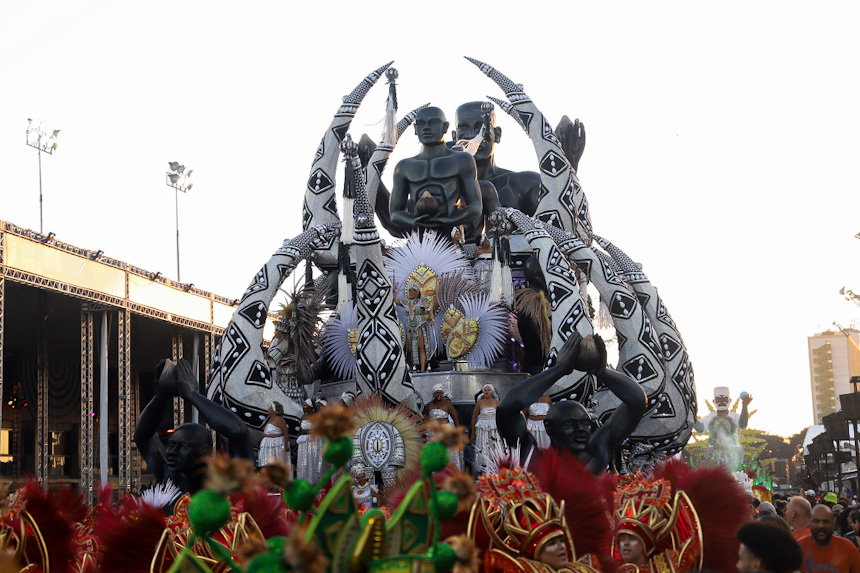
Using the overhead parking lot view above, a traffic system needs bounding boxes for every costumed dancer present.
[468,456,606,573]
[351,462,388,512]
[473,234,494,287]
[398,278,435,372]
[424,383,464,471]
[257,401,290,468]
[296,397,327,483]
[524,395,553,450]
[610,458,750,573]
[471,383,502,474]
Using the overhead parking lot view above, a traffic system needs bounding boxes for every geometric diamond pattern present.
[356,261,391,316]
[239,301,269,329]
[545,246,577,283]
[355,321,402,389]
[546,281,574,311]
[621,354,659,384]
[221,325,251,380]
[638,317,662,360]
[244,360,272,388]
[307,168,335,195]
[557,299,586,341]
[539,150,568,178]
[608,290,638,319]
[658,333,682,361]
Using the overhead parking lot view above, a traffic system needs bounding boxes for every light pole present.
[165,162,193,282]
[25,119,60,234]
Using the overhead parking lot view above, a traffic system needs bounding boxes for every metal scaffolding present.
[36,293,49,486]
[0,275,4,454]
[172,331,184,428]
[131,369,142,490]
[118,308,132,491]
[79,305,95,503]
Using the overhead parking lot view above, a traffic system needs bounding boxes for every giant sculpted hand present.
[555,116,586,173]
[555,333,606,376]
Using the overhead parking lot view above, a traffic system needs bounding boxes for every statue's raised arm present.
[497,333,647,473]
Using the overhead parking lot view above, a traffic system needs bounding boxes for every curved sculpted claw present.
[590,232,643,276]
[487,96,527,132]
[303,62,393,265]
[464,56,523,95]
[207,225,340,432]
[343,61,393,105]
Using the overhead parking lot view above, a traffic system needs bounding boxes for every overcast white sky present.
[2,1,860,437]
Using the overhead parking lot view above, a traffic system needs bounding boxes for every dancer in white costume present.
[525,395,552,450]
[471,383,501,474]
[257,401,290,467]
[296,398,328,483]
[350,463,381,511]
[424,383,464,471]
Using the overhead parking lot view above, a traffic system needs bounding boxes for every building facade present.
[0,220,270,503]
[808,329,860,424]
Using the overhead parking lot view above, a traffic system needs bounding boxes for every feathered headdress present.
[513,287,552,357]
[321,301,359,381]
[385,231,471,308]
[276,284,328,385]
[446,294,508,369]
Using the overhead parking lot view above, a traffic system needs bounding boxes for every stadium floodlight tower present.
[165,162,193,282]
[25,119,60,234]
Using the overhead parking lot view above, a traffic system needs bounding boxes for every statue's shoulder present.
[507,169,541,187]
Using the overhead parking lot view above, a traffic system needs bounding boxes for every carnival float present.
[0,60,756,573]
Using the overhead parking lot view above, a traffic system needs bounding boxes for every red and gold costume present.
[610,473,702,573]
[469,466,602,573]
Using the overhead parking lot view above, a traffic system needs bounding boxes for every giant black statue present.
[496,333,647,474]
[389,106,483,237]
[135,359,253,496]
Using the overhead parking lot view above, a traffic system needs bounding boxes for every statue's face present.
[544,401,592,453]
[415,107,448,145]
[454,103,496,160]
[714,393,730,412]
[618,533,646,565]
[165,424,212,479]
[537,538,568,570]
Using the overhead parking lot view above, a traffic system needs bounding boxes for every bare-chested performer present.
[389,107,483,237]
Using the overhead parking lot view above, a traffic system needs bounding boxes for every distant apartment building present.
[809,329,860,423]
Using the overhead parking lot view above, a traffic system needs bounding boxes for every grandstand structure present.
[0,220,255,499]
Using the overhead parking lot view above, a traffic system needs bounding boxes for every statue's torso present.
[400,152,471,216]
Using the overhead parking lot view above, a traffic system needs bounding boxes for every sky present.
[2,1,860,438]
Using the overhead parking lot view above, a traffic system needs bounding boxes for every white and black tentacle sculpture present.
[499,208,595,402]
[466,57,591,239]
[206,223,339,433]
[591,233,697,455]
[538,222,667,415]
[343,135,419,411]
[302,61,392,267]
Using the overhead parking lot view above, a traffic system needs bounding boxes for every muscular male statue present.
[496,333,647,474]
[451,102,587,217]
[389,107,483,236]
[134,359,253,497]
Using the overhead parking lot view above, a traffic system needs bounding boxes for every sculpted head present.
[544,400,592,454]
[453,101,502,161]
[164,423,213,493]
[414,107,448,145]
